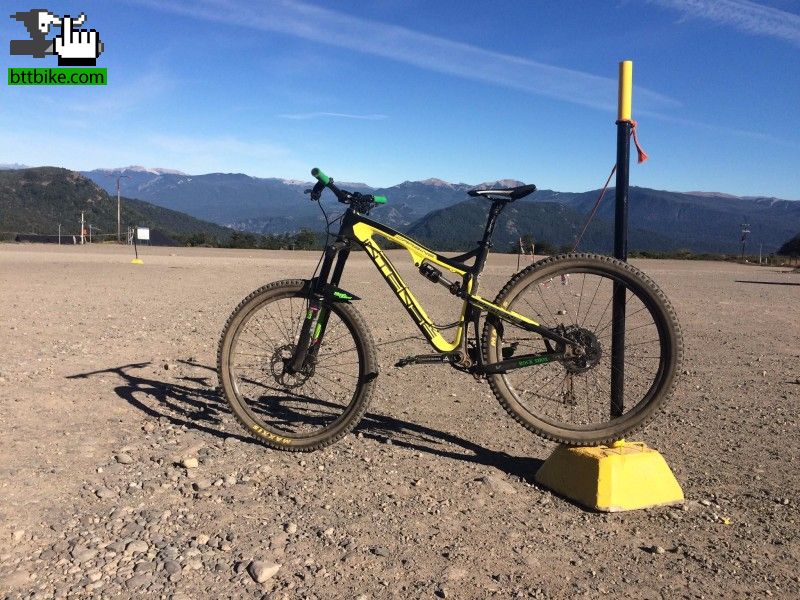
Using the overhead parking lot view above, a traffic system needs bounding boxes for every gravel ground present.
[1,244,798,599]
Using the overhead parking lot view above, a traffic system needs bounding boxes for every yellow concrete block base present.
[535,441,683,512]
[131,258,144,265]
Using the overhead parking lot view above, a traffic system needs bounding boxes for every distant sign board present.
[136,227,150,241]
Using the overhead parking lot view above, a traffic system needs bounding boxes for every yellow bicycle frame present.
[351,221,539,353]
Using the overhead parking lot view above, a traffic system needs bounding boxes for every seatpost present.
[475,200,505,273]
[483,201,504,244]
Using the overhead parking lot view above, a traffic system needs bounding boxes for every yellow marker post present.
[131,232,143,264]
[534,62,684,512]
[618,60,632,121]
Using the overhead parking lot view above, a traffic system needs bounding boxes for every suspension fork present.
[288,241,350,373]
[306,245,350,359]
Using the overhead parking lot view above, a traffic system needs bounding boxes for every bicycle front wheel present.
[482,254,682,445]
[217,279,377,451]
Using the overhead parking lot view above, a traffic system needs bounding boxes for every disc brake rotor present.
[559,326,603,374]
[269,344,314,389]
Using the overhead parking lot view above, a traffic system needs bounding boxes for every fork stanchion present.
[534,60,683,512]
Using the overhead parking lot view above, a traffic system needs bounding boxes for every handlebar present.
[307,167,388,208]
[311,167,330,186]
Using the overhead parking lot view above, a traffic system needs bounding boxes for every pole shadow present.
[734,280,800,287]
[67,361,543,483]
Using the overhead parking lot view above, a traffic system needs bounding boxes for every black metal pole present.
[611,119,631,418]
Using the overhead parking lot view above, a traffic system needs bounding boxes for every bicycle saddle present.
[468,184,537,201]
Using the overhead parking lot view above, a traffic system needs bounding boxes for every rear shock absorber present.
[419,262,462,296]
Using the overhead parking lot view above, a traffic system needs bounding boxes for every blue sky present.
[2,0,799,197]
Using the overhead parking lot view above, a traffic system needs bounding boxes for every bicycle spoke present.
[317,364,360,379]
[553,280,577,327]
[536,283,559,326]
[580,276,603,328]
[593,293,614,335]
[319,360,360,369]
[522,297,547,322]
[576,273,586,324]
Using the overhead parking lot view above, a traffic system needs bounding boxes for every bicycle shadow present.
[67,361,543,483]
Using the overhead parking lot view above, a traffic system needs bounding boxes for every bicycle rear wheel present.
[482,254,682,445]
[217,279,377,451]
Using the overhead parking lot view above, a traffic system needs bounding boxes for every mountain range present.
[0,167,243,245]
[81,166,800,254]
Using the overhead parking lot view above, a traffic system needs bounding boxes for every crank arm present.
[395,353,456,368]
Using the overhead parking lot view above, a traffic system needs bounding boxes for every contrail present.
[278,112,388,121]
[647,0,800,47]
[127,0,679,113]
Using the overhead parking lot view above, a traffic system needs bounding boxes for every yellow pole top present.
[618,60,632,121]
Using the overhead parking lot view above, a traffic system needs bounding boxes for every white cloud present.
[126,0,679,113]
[647,0,800,46]
[638,108,800,148]
[278,112,388,120]
[0,127,305,176]
[148,133,291,164]
[70,70,174,114]
[4,68,173,117]
[143,133,315,175]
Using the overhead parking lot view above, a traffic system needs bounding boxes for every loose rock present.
[476,474,516,495]
[115,453,133,465]
[163,560,181,576]
[125,540,149,554]
[247,560,281,583]
[95,487,116,499]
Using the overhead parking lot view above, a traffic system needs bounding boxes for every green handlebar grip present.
[311,168,330,185]
[373,195,387,205]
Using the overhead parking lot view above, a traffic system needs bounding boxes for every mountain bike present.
[217,168,682,451]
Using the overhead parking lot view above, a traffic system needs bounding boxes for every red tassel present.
[631,128,648,163]
[628,119,648,164]
[616,119,649,163]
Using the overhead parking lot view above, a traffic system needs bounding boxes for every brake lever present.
[304,188,321,201]
[305,181,325,201]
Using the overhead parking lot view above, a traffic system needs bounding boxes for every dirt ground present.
[1,243,798,599]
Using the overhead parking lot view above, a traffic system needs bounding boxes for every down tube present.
[355,236,466,352]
